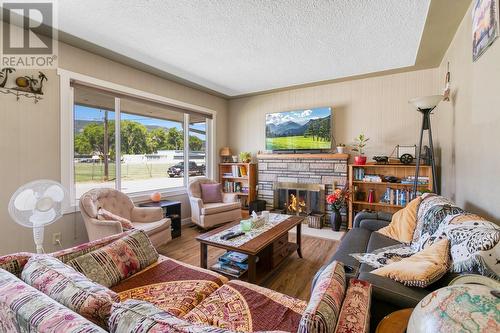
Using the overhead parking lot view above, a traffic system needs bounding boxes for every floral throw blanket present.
[351,194,500,280]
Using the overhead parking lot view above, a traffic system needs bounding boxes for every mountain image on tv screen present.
[265,107,332,150]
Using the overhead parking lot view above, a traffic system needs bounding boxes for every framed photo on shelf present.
[472,0,499,61]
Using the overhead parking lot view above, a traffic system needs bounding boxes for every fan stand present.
[414,107,439,196]
[33,227,45,254]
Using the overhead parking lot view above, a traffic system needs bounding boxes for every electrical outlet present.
[52,232,62,245]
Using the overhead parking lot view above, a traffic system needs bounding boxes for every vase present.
[330,208,342,231]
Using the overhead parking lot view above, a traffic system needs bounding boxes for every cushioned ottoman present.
[113,257,228,317]
[184,279,307,332]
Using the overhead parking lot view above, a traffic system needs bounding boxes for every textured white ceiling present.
[58,0,431,96]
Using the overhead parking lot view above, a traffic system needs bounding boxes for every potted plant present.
[336,143,346,154]
[352,133,369,165]
[326,185,350,231]
[239,152,251,163]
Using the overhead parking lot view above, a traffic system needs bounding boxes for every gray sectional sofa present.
[325,211,463,328]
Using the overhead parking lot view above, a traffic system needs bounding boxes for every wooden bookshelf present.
[348,163,433,229]
[219,163,257,208]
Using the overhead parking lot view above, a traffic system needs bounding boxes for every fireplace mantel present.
[256,153,349,160]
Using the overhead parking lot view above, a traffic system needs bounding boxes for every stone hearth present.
[257,154,348,223]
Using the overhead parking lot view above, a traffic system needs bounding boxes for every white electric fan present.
[8,180,68,253]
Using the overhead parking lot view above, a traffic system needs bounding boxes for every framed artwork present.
[472,0,499,61]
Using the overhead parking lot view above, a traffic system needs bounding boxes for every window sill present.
[64,187,187,214]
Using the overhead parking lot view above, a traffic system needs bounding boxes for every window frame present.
[59,69,216,209]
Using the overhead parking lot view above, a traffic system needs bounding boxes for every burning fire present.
[288,194,306,214]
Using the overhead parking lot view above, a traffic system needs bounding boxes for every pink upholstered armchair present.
[79,189,171,248]
[187,177,242,229]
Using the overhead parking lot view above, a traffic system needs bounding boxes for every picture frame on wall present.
[472,0,499,61]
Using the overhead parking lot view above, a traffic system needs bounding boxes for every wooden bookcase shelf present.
[348,163,433,229]
[219,163,257,208]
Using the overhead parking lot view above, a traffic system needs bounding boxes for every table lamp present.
[408,95,442,196]
[219,147,232,163]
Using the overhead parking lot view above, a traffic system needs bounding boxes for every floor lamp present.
[408,95,443,196]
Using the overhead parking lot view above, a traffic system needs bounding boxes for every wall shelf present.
[0,87,43,103]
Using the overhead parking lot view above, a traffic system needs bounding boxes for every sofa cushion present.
[200,182,223,203]
[21,255,119,328]
[378,197,421,243]
[298,261,345,333]
[109,299,284,333]
[326,227,371,275]
[335,279,371,333]
[112,257,227,293]
[184,280,306,332]
[0,268,106,333]
[372,239,450,287]
[202,201,241,215]
[357,272,429,308]
[97,207,134,229]
[68,230,158,288]
[118,279,221,318]
[366,232,402,253]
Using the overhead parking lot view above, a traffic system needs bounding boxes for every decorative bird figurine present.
[0,67,16,88]
[26,71,48,94]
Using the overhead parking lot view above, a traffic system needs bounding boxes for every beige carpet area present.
[289,224,345,241]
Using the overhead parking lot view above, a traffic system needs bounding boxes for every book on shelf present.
[353,168,365,181]
[224,181,243,193]
[400,176,429,185]
[226,165,247,178]
[379,187,421,206]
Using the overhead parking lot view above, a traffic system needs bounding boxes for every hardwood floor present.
[157,223,340,301]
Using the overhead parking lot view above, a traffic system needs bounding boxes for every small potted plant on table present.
[327,185,350,231]
[336,143,346,154]
[352,133,369,165]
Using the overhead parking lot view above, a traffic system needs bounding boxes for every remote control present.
[225,232,244,240]
[220,232,235,240]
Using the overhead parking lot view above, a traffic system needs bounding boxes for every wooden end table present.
[196,216,303,284]
[375,308,413,333]
[139,200,182,238]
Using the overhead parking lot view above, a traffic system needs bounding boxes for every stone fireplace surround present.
[257,153,349,223]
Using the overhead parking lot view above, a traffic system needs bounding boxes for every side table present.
[375,308,413,333]
[139,200,182,238]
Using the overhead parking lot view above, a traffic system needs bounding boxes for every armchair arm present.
[222,192,238,203]
[189,197,203,224]
[131,207,164,222]
[86,218,123,241]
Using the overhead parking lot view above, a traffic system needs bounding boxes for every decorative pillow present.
[68,230,159,288]
[0,252,32,277]
[298,261,345,333]
[335,279,371,333]
[0,268,106,333]
[108,299,284,333]
[372,239,450,287]
[378,197,421,243]
[21,255,119,328]
[97,208,134,229]
[200,183,223,203]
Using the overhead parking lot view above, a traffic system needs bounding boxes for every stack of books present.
[400,176,429,185]
[211,251,250,277]
[227,165,247,177]
[224,181,243,193]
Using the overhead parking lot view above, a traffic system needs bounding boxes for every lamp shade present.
[219,147,232,156]
[408,95,443,110]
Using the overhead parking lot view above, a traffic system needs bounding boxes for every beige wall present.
[0,42,228,255]
[435,3,500,221]
[228,68,441,161]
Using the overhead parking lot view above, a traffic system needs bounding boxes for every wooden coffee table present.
[196,216,304,284]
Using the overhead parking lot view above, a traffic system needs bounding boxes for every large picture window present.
[70,83,212,200]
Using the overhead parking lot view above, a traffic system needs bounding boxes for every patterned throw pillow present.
[298,261,346,333]
[335,279,371,333]
[372,239,450,287]
[109,299,285,333]
[68,230,159,288]
[97,208,134,230]
[21,255,119,328]
[0,268,106,333]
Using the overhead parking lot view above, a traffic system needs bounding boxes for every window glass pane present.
[119,97,184,193]
[188,118,207,181]
[73,87,116,198]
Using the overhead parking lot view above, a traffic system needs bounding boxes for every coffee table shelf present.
[196,216,303,285]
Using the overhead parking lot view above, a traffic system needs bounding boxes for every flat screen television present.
[265,107,332,151]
